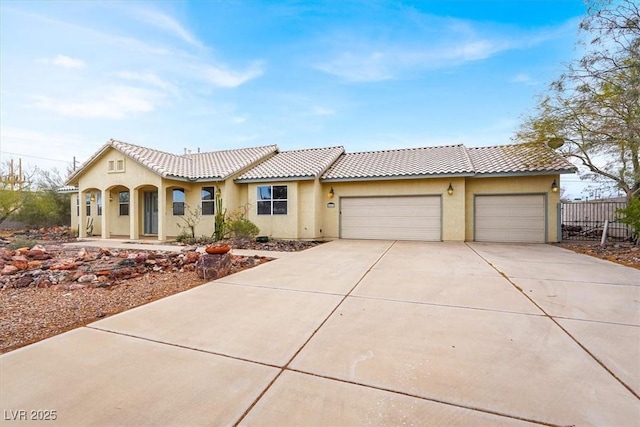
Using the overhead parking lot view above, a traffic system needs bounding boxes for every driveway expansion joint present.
[85,326,283,369]
[466,243,640,401]
[284,368,559,427]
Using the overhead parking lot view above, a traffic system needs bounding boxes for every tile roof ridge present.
[467,142,540,150]
[278,145,344,153]
[109,138,180,158]
[187,144,279,157]
[345,144,465,155]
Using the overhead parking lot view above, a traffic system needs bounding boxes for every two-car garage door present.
[475,195,546,243]
[340,196,441,241]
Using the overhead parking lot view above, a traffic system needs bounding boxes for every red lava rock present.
[185,251,199,264]
[1,265,19,275]
[2,250,15,260]
[11,256,29,270]
[50,260,77,271]
[76,248,94,262]
[13,276,33,288]
[15,247,29,256]
[37,279,52,288]
[99,247,113,257]
[134,253,148,264]
[27,260,43,269]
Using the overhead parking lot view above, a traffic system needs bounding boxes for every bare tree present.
[515,0,639,200]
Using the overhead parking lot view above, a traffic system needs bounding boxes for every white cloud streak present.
[199,63,264,88]
[31,86,163,119]
[41,54,86,69]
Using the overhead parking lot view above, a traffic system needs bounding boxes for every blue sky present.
[0,1,589,196]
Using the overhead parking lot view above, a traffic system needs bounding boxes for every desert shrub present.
[7,237,37,250]
[227,218,260,239]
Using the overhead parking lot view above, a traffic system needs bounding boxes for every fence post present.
[600,220,609,246]
[557,202,563,242]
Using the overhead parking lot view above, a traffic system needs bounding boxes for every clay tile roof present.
[321,145,474,181]
[467,143,577,175]
[236,146,345,182]
[66,139,278,184]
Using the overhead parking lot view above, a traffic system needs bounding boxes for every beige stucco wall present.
[464,174,561,242]
[69,147,239,240]
[322,177,466,241]
[68,146,563,243]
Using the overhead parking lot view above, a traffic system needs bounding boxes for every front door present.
[144,191,158,235]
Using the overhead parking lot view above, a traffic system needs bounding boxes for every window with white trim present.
[257,185,287,215]
[97,192,102,216]
[85,194,91,216]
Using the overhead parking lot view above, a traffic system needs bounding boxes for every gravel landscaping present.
[0,230,323,354]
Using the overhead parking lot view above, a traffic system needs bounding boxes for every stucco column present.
[101,189,109,239]
[157,184,166,241]
[78,190,87,238]
[129,188,139,240]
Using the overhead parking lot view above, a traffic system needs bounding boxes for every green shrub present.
[228,218,260,239]
[7,237,37,250]
[617,198,640,244]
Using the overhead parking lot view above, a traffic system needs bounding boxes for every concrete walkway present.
[1,240,638,426]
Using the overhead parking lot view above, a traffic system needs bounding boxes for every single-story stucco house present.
[62,139,576,243]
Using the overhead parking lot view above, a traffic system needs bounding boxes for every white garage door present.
[475,195,546,243]
[340,196,441,241]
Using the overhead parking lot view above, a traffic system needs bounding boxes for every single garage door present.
[475,194,546,243]
[340,196,441,241]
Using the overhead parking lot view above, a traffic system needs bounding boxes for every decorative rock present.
[50,259,77,270]
[1,265,19,275]
[77,274,97,283]
[185,251,199,264]
[196,253,231,280]
[99,247,113,257]
[13,276,33,288]
[11,255,29,270]
[77,247,93,261]
[27,260,43,269]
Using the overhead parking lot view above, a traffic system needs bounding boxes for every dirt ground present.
[0,232,322,354]
[555,241,640,270]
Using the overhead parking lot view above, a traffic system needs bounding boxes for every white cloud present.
[128,6,204,48]
[31,86,163,119]
[113,71,177,94]
[511,73,538,86]
[315,51,393,83]
[199,62,264,88]
[311,105,335,116]
[41,54,86,69]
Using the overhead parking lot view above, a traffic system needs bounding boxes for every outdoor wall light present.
[551,180,559,193]
[215,187,222,198]
[90,193,96,202]
[108,191,113,202]
[328,187,335,198]
[447,183,454,196]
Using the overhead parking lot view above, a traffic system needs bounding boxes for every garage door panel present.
[475,195,546,243]
[341,196,441,241]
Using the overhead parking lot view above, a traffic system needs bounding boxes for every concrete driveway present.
[1,240,638,426]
